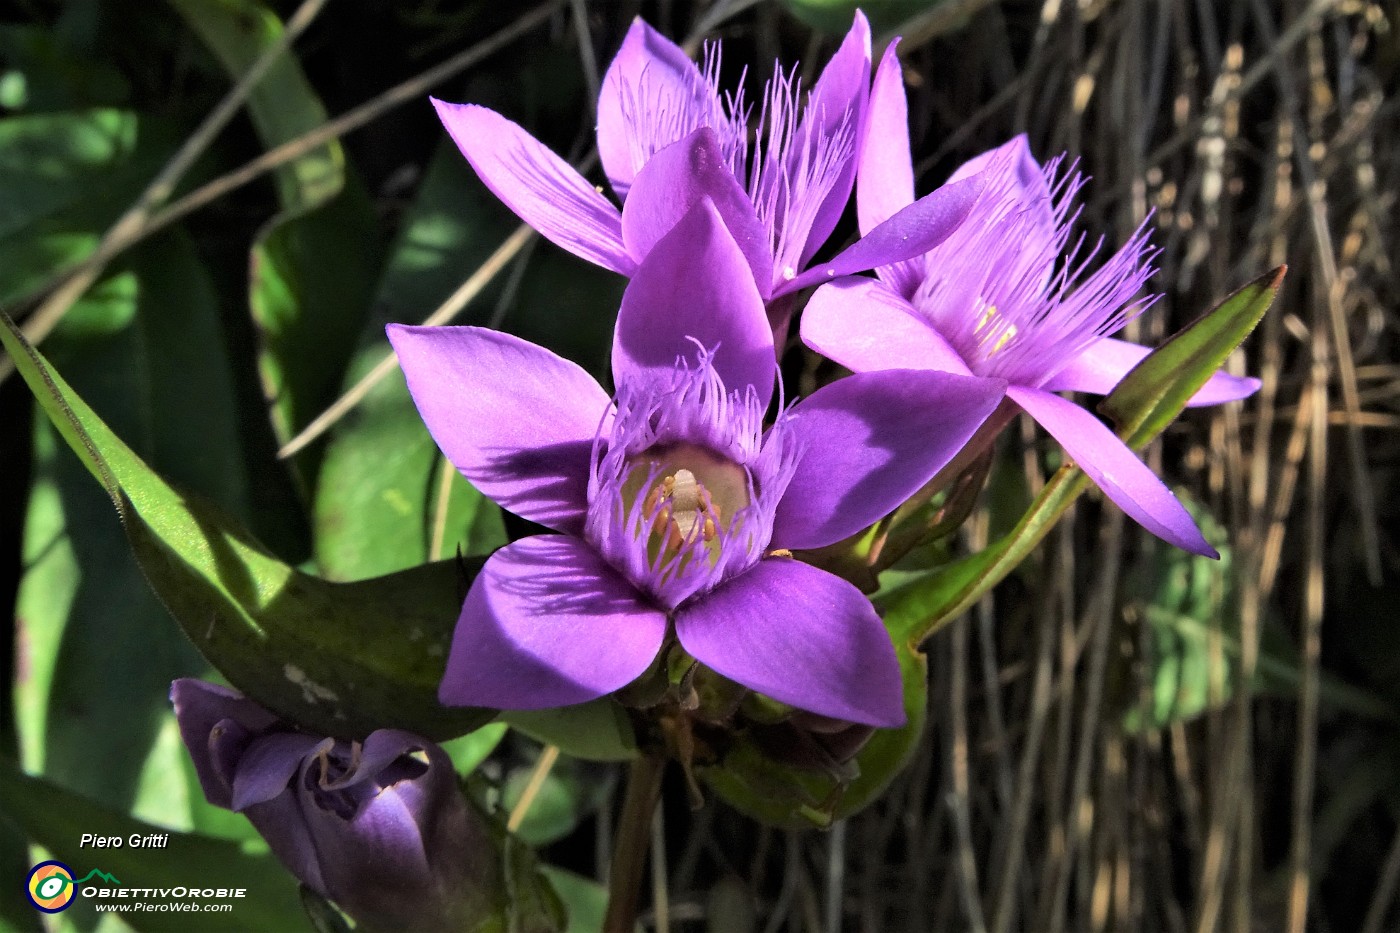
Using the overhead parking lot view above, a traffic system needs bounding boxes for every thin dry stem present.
[0,0,331,383]
[0,0,562,385]
[507,745,562,833]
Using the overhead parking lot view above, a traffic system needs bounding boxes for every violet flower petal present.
[613,198,775,401]
[675,558,904,727]
[231,733,326,811]
[170,679,280,809]
[438,536,668,710]
[1042,336,1263,406]
[309,781,431,919]
[388,324,611,534]
[597,18,717,200]
[947,134,1049,192]
[855,42,926,299]
[321,730,429,792]
[620,128,774,297]
[946,134,1057,259]
[1006,385,1217,557]
[243,787,328,895]
[308,732,476,930]
[431,100,634,274]
[771,368,1005,550]
[790,11,871,266]
[802,276,974,376]
[856,41,914,235]
[777,174,985,297]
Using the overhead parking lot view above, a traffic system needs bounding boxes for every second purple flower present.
[430,14,985,323]
[802,45,1262,556]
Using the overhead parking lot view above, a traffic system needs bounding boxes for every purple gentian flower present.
[172,679,487,932]
[388,200,1005,727]
[801,49,1260,557]
[430,14,984,331]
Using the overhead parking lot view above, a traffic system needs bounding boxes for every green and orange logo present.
[25,861,120,913]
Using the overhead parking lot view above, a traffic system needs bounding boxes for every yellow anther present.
[974,303,1018,355]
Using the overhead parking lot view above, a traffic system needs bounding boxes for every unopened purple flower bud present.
[171,679,494,933]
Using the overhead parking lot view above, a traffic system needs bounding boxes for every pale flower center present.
[622,443,750,567]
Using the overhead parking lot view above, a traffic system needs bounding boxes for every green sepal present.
[701,637,928,829]
[0,313,490,741]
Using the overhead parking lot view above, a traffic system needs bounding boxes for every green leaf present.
[441,722,509,776]
[500,835,568,933]
[1,313,491,741]
[249,185,382,455]
[540,867,616,933]
[313,141,508,582]
[0,109,187,305]
[165,0,340,213]
[169,0,382,454]
[702,638,928,829]
[1119,504,1235,731]
[1100,267,1286,447]
[14,231,251,834]
[503,754,615,847]
[1114,498,1392,732]
[503,702,638,763]
[0,757,307,932]
[881,267,1284,646]
[0,108,135,239]
[0,25,131,112]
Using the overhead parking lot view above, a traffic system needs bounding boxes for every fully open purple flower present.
[430,14,984,325]
[802,49,1260,557]
[171,679,488,932]
[389,200,1005,727]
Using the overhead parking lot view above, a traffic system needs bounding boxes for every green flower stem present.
[603,754,666,933]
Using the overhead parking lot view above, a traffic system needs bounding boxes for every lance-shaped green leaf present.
[701,638,929,830]
[13,233,259,849]
[0,756,307,932]
[170,0,381,454]
[313,141,508,582]
[1118,517,1394,732]
[882,267,1285,646]
[1118,503,1234,731]
[166,0,340,212]
[1,314,490,741]
[1099,268,1286,446]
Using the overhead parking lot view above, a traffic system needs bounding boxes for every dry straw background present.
[635,2,1399,931]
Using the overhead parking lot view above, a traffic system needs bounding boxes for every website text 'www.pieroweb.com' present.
[24,833,251,919]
